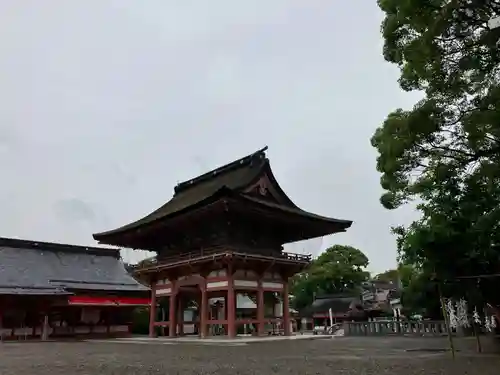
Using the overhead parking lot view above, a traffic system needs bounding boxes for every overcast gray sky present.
[0,1,420,273]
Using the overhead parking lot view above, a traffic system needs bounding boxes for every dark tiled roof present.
[239,195,353,225]
[0,237,149,296]
[94,147,268,240]
[300,294,362,317]
[93,147,353,242]
[0,287,71,296]
[370,280,396,289]
[388,289,402,300]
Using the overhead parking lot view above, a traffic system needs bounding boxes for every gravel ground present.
[0,336,499,374]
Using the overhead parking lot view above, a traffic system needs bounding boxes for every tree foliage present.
[290,245,370,310]
[374,0,500,210]
[394,263,442,317]
[374,269,400,284]
[373,0,500,306]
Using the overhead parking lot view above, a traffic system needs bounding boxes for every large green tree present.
[374,0,500,211]
[374,269,400,284]
[372,0,500,307]
[290,245,370,310]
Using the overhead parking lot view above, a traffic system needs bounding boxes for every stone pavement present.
[1,336,499,374]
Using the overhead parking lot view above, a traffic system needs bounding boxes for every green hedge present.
[131,307,150,335]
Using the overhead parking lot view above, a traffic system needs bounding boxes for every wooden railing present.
[282,252,312,262]
[156,247,226,264]
[133,248,311,271]
[343,320,448,337]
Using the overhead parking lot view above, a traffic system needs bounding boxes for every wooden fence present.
[343,320,448,336]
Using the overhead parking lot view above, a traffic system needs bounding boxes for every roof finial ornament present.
[258,179,268,195]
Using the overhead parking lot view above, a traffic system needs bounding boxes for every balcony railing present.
[132,247,311,271]
[282,252,312,262]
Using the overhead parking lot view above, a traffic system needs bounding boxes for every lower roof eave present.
[235,195,353,228]
[92,191,230,245]
[93,189,353,248]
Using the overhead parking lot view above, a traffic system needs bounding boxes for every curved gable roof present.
[93,147,268,240]
[93,147,352,243]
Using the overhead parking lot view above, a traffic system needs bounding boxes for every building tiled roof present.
[93,147,352,243]
[299,294,362,317]
[0,287,71,296]
[0,237,149,296]
[387,289,402,301]
[94,148,267,240]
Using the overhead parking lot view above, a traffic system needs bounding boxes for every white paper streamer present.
[472,307,481,324]
[455,299,470,328]
[484,313,492,332]
[446,299,458,329]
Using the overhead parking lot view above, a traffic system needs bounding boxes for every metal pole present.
[465,279,482,353]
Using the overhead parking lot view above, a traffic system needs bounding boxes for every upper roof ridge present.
[174,146,268,195]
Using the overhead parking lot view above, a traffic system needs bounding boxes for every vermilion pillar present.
[200,284,208,338]
[177,297,184,336]
[227,273,236,338]
[282,279,291,336]
[257,280,265,335]
[149,282,157,337]
[169,292,177,337]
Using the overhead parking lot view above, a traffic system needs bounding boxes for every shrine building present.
[0,237,149,340]
[93,147,352,338]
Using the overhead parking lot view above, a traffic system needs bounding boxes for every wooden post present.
[465,288,482,353]
[257,279,265,336]
[149,281,157,337]
[169,290,177,337]
[472,320,482,353]
[200,284,208,338]
[177,297,184,336]
[227,266,236,338]
[438,283,455,360]
[0,306,3,342]
[282,278,291,336]
[41,314,49,341]
[104,307,111,336]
